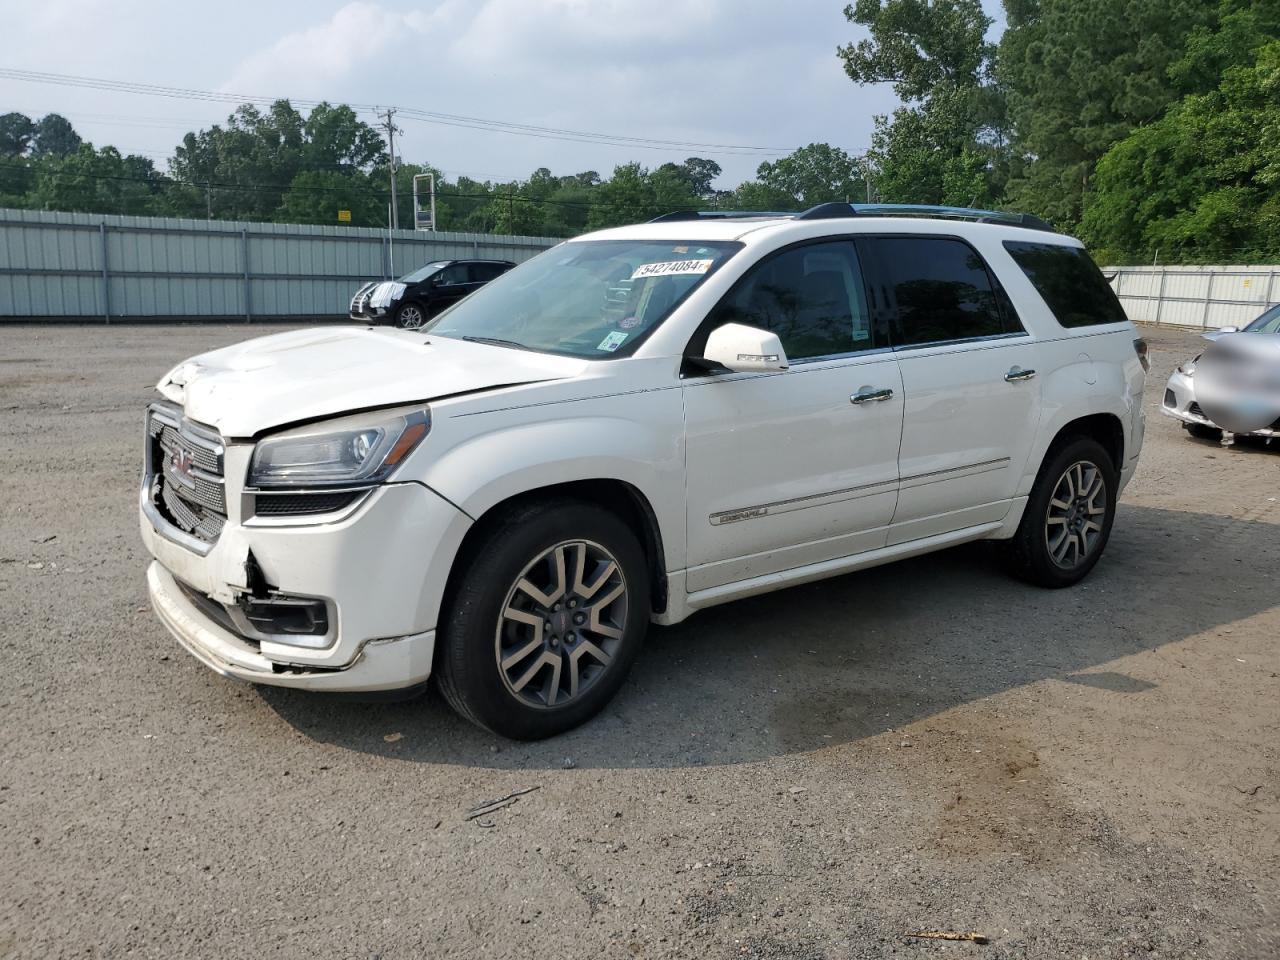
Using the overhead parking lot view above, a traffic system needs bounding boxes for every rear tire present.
[435,499,650,739]
[1002,436,1117,588]
[394,302,428,330]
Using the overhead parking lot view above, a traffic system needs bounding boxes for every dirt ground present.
[1,322,1277,960]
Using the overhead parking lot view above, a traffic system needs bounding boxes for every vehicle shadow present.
[258,503,1278,769]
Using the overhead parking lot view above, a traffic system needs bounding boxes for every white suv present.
[140,203,1147,738]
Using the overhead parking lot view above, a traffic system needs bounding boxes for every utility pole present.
[378,107,400,230]
[205,181,212,219]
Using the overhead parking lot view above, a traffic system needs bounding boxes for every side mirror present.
[1217,325,1239,334]
[703,323,789,373]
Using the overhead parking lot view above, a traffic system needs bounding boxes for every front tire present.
[435,499,650,739]
[1003,436,1117,588]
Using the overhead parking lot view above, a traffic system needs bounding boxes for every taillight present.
[1133,338,1150,372]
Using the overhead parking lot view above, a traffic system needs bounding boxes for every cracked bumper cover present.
[142,481,472,692]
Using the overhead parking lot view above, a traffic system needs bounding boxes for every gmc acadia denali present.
[140,203,1147,739]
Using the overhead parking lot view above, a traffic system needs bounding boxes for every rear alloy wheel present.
[435,500,649,739]
[1003,436,1117,588]
[394,302,426,330]
[1043,460,1106,570]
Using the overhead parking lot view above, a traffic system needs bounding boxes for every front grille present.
[147,407,227,547]
[1188,402,1206,419]
[351,286,373,315]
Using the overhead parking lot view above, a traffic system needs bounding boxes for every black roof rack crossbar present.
[647,209,795,223]
[794,202,1054,232]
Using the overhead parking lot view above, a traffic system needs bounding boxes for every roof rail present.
[795,201,1054,232]
[647,209,793,223]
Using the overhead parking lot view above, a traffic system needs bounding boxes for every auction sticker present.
[597,331,629,352]
[631,259,713,280]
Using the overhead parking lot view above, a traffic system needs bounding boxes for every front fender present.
[413,388,688,572]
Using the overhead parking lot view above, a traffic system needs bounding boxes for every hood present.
[157,326,587,437]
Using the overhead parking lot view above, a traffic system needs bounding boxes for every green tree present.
[867,91,996,206]
[839,0,993,99]
[1082,39,1280,263]
[30,113,82,159]
[839,0,1005,207]
[998,0,1214,229]
[29,144,166,214]
[0,112,35,156]
[754,143,867,207]
[169,100,385,221]
[275,170,383,226]
[586,163,698,229]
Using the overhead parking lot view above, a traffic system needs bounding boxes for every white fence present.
[1107,265,1279,329]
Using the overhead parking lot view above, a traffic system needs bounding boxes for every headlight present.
[248,410,430,488]
[1177,355,1200,376]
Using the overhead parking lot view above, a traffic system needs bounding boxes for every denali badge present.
[710,506,769,525]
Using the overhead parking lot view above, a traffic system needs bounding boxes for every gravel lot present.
[1,322,1277,959]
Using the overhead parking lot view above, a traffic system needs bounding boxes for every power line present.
[0,157,635,213]
[0,67,790,157]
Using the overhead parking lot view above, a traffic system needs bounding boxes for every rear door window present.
[436,263,470,286]
[861,236,1017,347]
[701,240,874,360]
[469,263,505,282]
[1003,241,1128,327]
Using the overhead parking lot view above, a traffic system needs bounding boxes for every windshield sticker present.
[618,315,642,329]
[597,331,629,352]
[672,245,689,253]
[630,259,713,280]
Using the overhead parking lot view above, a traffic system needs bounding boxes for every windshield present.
[424,239,741,358]
[1244,303,1280,334]
[399,261,451,284]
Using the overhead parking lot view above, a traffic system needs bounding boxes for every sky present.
[0,0,1006,189]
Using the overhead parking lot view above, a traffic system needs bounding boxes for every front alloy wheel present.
[435,499,650,739]
[496,540,627,708]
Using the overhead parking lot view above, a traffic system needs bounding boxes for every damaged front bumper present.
[141,460,473,692]
[147,562,435,692]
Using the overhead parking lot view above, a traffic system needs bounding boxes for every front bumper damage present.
[141,470,473,693]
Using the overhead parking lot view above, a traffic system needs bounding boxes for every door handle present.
[1005,367,1036,382]
[850,387,894,404]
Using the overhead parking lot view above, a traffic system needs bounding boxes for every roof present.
[576,205,1076,245]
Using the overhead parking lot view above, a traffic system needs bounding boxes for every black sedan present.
[349,259,515,329]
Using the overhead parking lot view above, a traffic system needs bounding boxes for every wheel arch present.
[1018,401,1128,500]
[1049,412,1124,470]
[447,478,670,617]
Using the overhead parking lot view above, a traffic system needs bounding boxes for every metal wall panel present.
[1108,265,1280,329]
[0,207,558,321]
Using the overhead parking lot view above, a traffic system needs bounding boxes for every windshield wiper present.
[460,335,532,352]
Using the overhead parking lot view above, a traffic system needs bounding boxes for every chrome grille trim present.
[143,403,228,552]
